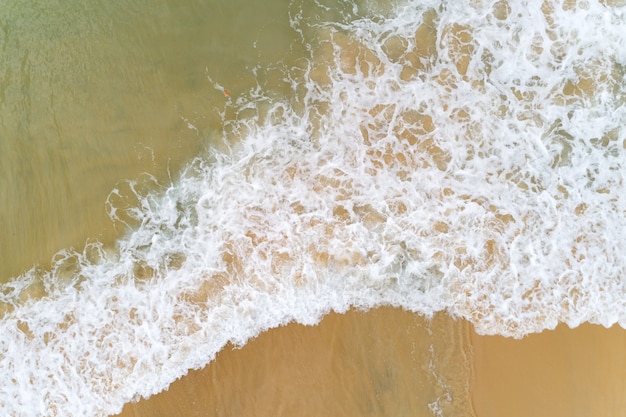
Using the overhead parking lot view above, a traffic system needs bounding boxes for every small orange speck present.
[223,89,231,97]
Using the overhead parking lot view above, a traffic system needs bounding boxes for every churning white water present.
[1,0,625,415]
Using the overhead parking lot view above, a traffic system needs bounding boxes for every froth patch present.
[301,0,626,335]
[1,1,626,416]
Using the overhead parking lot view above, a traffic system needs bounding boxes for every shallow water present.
[1,0,626,416]
[0,0,300,279]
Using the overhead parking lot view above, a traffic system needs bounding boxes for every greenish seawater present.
[0,0,309,280]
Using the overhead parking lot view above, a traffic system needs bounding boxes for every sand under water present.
[1,0,626,416]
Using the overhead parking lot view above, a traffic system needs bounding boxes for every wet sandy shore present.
[114,307,626,417]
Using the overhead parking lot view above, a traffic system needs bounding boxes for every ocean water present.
[0,0,299,280]
[1,0,625,415]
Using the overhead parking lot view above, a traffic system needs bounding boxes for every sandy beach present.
[471,322,626,417]
[114,308,626,417]
[115,308,474,417]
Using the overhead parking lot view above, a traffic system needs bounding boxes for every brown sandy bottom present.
[114,307,626,417]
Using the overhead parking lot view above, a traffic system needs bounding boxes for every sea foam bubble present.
[1,0,625,415]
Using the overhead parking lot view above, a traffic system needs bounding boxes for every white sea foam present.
[1,0,625,415]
